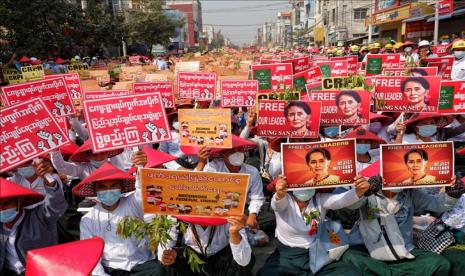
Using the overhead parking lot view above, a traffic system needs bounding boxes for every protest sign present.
[20,65,45,82]
[432,45,449,57]
[365,54,401,76]
[421,57,454,79]
[83,92,171,152]
[331,56,358,75]
[45,73,83,100]
[321,77,366,90]
[177,72,217,100]
[251,63,293,93]
[175,61,200,73]
[2,68,25,84]
[282,57,310,74]
[220,80,258,107]
[1,77,76,117]
[145,73,169,82]
[383,67,438,76]
[281,139,357,190]
[67,63,90,79]
[129,55,141,64]
[438,80,465,114]
[257,100,321,138]
[83,90,130,100]
[133,82,175,108]
[309,90,371,126]
[55,116,69,133]
[317,60,349,77]
[140,169,249,217]
[178,109,232,148]
[0,98,70,172]
[381,142,454,190]
[119,65,144,81]
[293,70,310,92]
[373,76,441,113]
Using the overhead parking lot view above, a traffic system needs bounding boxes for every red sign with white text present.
[45,73,83,100]
[331,56,358,75]
[432,45,449,57]
[282,57,310,74]
[177,72,216,100]
[0,98,70,172]
[83,93,171,152]
[365,54,401,76]
[83,90,130,100]
[251,63,293,93]
[422,57,454,80]
[317,60,349,77]
[220,80,258,107]
[133,82,175,108]
[383,67,438,77]
[438,80,465,114]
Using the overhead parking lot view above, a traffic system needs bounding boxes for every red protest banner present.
[220,80,258,107]
[257,100,321,138]
[432,45,449,57]
[45,73,83,100]
[55,116,69,133]
[177,72,216,100]
[317,60,349,77]
[309,90,371,126]
[365,54,401,76]
[83,90,130,100]
[83,92,171,152]
[331,56,358,75]
[133,82,175,108]
[422,57,454,79]
[281,57,310,74]
[383,67,438,77]
[373,76,441,113]
[306,66,323,84]
[1,77,76,118]
[281,139,357,189]
[251,63,293,93]
[438,80,465,114]
[381,142,454,190]
[0,98,70,172]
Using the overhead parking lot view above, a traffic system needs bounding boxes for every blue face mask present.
[97,189,121,206]
[292,189,316,202]
[90,160,106,168]
[323,127,339,138]
[417,124,437,137]
[0,207,18,223]
[369,122,383,133]
[17,166,35,178]
[356,144,371,155]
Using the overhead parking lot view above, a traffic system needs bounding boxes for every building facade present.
[166,0,202,49]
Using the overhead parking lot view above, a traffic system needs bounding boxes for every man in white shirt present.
[450,39,465,80]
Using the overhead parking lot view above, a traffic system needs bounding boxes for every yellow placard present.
[140,169,250,217]
[2,68,25,84]
[175,61,200,74]
[145,73,168,82]
[67,63,90,79]
[178,108,232,148]
[321,77,365,90]
[20,65,44,82]
[120,65,143,81]
[112,81,133,91]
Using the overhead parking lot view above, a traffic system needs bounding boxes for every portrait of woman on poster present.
[335,91,363,124]
[400,77,431,111]
[304,148,340,186]
[284,101,312,136]
[401,148,436,185]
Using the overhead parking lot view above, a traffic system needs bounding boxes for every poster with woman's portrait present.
[257,100,321,138]
[281,139,357,190]
[308,90,371,126]
[381,142,454,190]
[373,76,441,113]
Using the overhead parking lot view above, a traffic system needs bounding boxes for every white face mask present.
[404,47,412,53]
[227,152,245,167]
[454,51,465,60]
[172,121,179,130]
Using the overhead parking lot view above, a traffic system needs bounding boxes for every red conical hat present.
[70,139,124,162]
[128,147,177,174]
[360,160,380,178]
[345,127,386,144]
[0,178,44,207]
[369,112,394,125]
[59,142,80,156]
[175,216,227,226]
[19,56,30,62]
[55,58,66,64]
[404,113,444,134]
[25,237,104,276]
[457,147,465,155]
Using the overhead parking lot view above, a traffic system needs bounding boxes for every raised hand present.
[354,175,370,197]
[53,133,63,144]
[131,151,148,167]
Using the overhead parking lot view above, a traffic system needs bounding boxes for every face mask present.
[460,114,465,118]
[389,188,403,193]
[293,189,316,202]
[17,166,35,178]
[369,122,383,133]
[227,152,245,167]
[454,51,465,60]
[417,124,437,137]
[323,126,339,138]
[97,189,121,206]
[90,159,106,168]
[356,144,371,155]
[404,47,412,53]
[0,207,18,223]
[172,121,179,130]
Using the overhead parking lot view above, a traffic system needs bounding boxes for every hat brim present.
[0,178,44,207]
[175,215,227,226]
[369,113,394,125]
[70,140,124,162]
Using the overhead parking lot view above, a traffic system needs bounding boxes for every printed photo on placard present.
[251,63,293,93]
[438,80,465,114]
[383,67,438,77]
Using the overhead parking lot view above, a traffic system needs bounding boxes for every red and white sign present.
[331,56,358,75]
[438,0,454,15]
[432,45,449,57]
[83,93,171,153]
[177,72,217,100]
[45,73,83,100]
[383,67,438,76]
[1,77,76,118]
[317,60,349,77]
[220,80,258,107]
[83,90,130,100]
[306,66,323,84]
[251,63,293,93]
[365,54,401,76]
[422,57,454,80]
[438,80,465,114]
[282,57,310,74]
[133,82,175,108]
[0,98,70,172]
[55,116,69,133]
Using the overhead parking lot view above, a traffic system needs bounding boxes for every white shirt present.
[8,174,62,196]
[272,190,359,249]
[109,148,136,172]
[4,212,25,274]
[203,159,265,214]
[266,150,282,180]
[451,57,465,80]
[446,118,465,141]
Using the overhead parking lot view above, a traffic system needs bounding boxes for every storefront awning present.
[426,8,465,22]
[402,14,428,23]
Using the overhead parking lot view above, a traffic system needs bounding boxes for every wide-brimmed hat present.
[175,215,227,226]
[72,163,135,197]
[167,112,178,124]
[70,139,124,163]
[345,127,386,144]
[55,58,66,64]
[0,178,44,207]
[25,237,104,276]
[60,142,80,156]
[404,113,444,134]
[180,135,256,156]
[128,147,177,174]
[370,112,394,125]
[269,138,287,153]
[457,147,465,155]
[400,41,417,49]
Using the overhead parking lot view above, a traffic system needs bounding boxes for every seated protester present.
[0,164,67,275]
[341,176,459,276]
[363,113,393,143]
[194,136,264,229]
[158,216,254,276]
[345,127,386,174]
[258,176,369,276]
[50,139,124,179]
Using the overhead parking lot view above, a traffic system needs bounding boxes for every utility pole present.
[368,0,373,44]
[433,0,439,45]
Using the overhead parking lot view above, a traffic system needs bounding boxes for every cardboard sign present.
[178,109,232,148]
[1,77,76,117]
[421,57,454,80]
[383,67,438,77]
[120,65,144,81]
[281,139,357,190]
[175,61,200,73]
[365,54,401,76]
[381,142,454,190]
[321,77,366,90]
[373,76,441,113]
[309,90,371,126]
[331,56,358,75]
[2,68,25,84]
[20,65,45,82]
[0,98,70,172]
[83,92,171,152]
[67,63,90,79]
[220,80,258,107]
[257,100,321,138]
[133,82,175,108]
[282,57,310,74]
[129,55,141,64]
[177,72,217,100]
[145,73,169,82]
[317,61,348,77]
[83,90,130,100]
[140,169,249,217]
[251,63,293,93]
[45,73,83,100]
[438,80,465,114]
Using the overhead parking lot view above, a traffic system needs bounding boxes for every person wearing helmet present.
[393,42,404,53]
[384,43,394,54]
[418,40,437,59]
[451,39,465,80]
[326,48,332,57]
[359,46,369,62]
[400,41,419,64]
[369,43,381,54]
[335,49,345,57]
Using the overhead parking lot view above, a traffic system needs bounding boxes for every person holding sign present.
[401,149,436,185]
[395,113,442,144]
[450,39,465,80]
[400,77,431,111]
[304,148,340,186]
[335,91,363,124]
[284,101,312,136]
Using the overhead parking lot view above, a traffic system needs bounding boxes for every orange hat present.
[127,147,177,174]
[0,178,44,207]
[180,135,256,156]
[70,139,124,163]
[345,127,386,144]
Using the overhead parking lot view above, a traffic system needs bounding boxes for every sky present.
[200,0,291,46]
